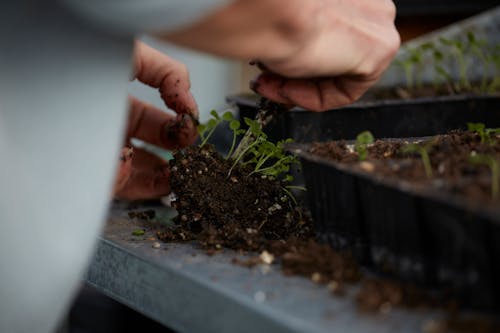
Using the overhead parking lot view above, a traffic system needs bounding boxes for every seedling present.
[469,152,499,199]
[132,229,145,236]
[198,110,224,147]
[197,109,303,204]
[230,118,299,181]
[401,141,434,178]
[467,122,500,144]
[393,32,500,95]
[355,131,374,161]
[439,37,471,92]
[197,112,299,182]
[222,111,245,158]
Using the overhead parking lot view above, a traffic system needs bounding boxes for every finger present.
[250,72,293,105]
[128,146,168,171]
[114,148,171,200]
[113,147,134,195]
[133,41,199,119]
[253,73,374,111]
[126,96,198,149]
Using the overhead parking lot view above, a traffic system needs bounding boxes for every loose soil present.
[309,130,500,207]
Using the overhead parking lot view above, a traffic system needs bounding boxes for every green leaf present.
[433,50,444,61]
[207,118,218,128]
[229,120,240,130]
[420,42,434,50]
[210,110,220,120]
[222,111,234,121]
[197,124,206,135]
[401,143,420,154]
[356,131,374,145]
[132,229,145,236]
[467,122,485,133]
[439,37,453,46]
[467,31,476,43]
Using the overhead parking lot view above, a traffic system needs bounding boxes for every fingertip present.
[251,73,292,105]
[114,147,134,195]
[163,113,199,149]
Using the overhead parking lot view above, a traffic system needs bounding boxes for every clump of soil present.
[156,144,361,287]
[161,145,313,250]
[310,130,500,206]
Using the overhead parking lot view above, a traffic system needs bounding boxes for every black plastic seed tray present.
[289,140,500,310]
[393,0,498,16]
[227,94,500,143]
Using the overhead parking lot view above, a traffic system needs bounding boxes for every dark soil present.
[161,145,313,250]
[156,145,364,283]
[309,130,500,207]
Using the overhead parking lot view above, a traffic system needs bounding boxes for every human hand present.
[250,0,400,111]
[113,41,198,200]
[163,0,399,111]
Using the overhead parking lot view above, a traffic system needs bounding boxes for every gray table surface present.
[86,203,450,333]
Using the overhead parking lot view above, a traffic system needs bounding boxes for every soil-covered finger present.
[127,97,198,150]
[113,147,134,196]
[114,164,171,201]
[134,41,199,119]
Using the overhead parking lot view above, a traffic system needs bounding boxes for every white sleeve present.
[61,0,231,34]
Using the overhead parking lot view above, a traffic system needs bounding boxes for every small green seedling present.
[439,37,471,92]
[355,131,374,161]
[198,110,224,147]
[469,152,499,200]
[132,229,145,236]
[393,32,500,95]
[230,118,299,181]
[401,142,434,178]
[467,122,500,144]
[222,111,245,158]
[199,111,303,203]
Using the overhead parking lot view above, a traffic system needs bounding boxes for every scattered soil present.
[309,130,500,206]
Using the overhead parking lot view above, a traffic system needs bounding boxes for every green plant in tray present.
[401,141,434,179]
[394,32,500,94]
[469,152,499,200]
[467,122,500,144]
[439,36,472,92]
[355,131,374,161]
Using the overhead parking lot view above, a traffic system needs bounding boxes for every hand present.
[162,0,400,111]
[113,41,198,200]
[251,0,400,111]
